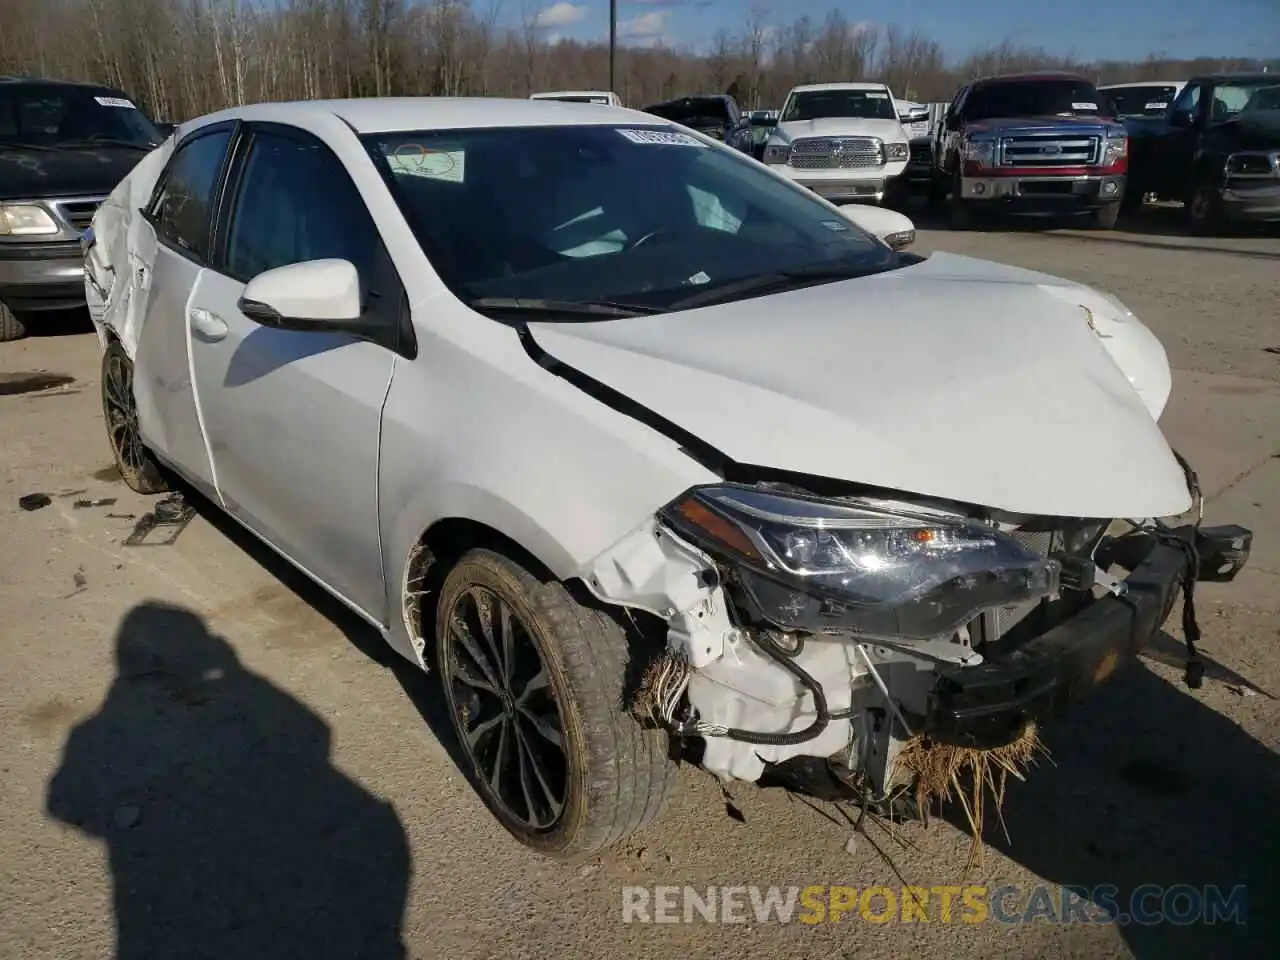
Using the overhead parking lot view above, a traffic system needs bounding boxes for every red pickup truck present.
[930,72,1130,229]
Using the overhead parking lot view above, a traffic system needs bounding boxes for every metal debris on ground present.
[73,497,118,509]
[123,493,196,547]
[18,493,52,511]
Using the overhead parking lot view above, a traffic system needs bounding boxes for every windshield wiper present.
[466,296,660,319]
[668,261,885,311]
[0,141,59,152]
[59,138,157,150]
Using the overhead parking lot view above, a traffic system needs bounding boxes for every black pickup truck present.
[931,72,1130,229]
[1,76,161,341]
[1124,73,1280,234]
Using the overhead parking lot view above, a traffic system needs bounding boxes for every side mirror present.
[238,259,364,331]
[899,108,929,124]
[153,121,176,138]
[1171,109,1196,129]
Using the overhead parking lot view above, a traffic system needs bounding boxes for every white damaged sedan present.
[83,98,1252,858]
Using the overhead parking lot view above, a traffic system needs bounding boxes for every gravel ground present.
[2,212,1278,960]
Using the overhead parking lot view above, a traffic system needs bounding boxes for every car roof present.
[1188,72,1278,83]
[183,97,656,135]
[971,71,1092,86]
[788,82,891,94]
[1097,81,1185,89]
[0,75,127,95]
[529,90,614,99]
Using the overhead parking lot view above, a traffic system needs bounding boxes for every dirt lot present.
[2,215,1279,960]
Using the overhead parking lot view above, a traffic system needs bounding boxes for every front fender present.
[376,308,717,663]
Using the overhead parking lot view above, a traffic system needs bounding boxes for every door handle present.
[190,307,229,342]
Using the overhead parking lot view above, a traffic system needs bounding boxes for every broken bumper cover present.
[925,524,1252,750]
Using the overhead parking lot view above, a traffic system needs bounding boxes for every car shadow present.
[45,601,412,959]
[938,646,1280,958]
[171,480,473,775]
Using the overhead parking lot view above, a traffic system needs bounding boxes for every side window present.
[1172,83,1201,117]
[149,130,232,259]
[948,86,968,126]
[223,131,380,287]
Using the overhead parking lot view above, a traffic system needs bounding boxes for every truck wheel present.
[0,301,27,342]
[1086,204,1121,229]
[435,548,677,860]
[926,173,948,208]
[101,340,170,494]
[947,172,975,229]
[1187,185,1225,236]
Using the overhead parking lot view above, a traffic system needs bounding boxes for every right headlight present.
[662,485,1060,642]
[0,202,59,236]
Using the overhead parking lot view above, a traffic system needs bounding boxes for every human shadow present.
[46,602,411,959]
[946,647,1280,958]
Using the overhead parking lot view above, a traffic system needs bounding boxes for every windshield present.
[1102,85,1179,117]
[645,99,731,127]
[0,85,160,147]
[1214,81,1280,120]
[365,124,895,315]
[966,79,1108,121]
[781,90,897,122]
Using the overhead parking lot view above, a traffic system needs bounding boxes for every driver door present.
[1152,82,1204,197]
[186,125,403,619]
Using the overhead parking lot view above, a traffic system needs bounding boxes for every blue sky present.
[514,0,1279,61]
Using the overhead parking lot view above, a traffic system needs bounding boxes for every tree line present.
[1,0,1274,122]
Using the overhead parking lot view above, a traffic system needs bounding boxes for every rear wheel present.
[0,301,26,342]
[435,548,677,859]
[101,340,170,494]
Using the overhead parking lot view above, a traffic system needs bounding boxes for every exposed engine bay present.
[582,472,1253,818]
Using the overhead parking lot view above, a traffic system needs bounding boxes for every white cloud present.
[618,10,666,42]
[532,2,588,28]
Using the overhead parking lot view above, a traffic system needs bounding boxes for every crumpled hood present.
[528,251,1192,519]
[0,145,150,201]
[774,117,907,144]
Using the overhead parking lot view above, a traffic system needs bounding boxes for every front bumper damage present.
[585,480,1253,807]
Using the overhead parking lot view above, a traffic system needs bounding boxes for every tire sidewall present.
[434,550,592,856]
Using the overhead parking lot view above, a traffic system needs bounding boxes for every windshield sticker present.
[821,219,849,232]
[94,96,136,109]
[865,92,889,99]
[384,143,466,182]
[1145,101,1168,110]
[1071,101,1098,110]
[617,128,706,147]
[686,271,711,285]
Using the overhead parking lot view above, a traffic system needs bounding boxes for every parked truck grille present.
[999,135,1099,167]
[51,198,106,234]
[790,136,883,170]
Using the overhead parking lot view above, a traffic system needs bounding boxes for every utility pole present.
[609,0,617,94]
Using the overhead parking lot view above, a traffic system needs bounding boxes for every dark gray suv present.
[0,77,162,341]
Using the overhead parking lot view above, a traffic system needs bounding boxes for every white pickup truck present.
[761,82,911,205]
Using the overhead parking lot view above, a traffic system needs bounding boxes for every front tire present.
[101,340,170,494]
[0,301,26,342]
[435,548,677,859]
[1187,184,1226,235]
[1086,203,1121,229]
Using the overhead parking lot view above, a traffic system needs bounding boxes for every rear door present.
[133,122,237,496]
[186,124,404,618]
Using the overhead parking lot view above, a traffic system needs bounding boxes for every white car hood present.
[773,117,907,143]
[528,252,1191,519]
